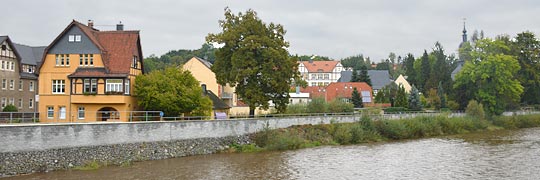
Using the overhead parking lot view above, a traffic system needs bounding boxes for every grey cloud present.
[1,0,539,61]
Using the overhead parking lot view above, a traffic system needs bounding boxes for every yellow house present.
[182,57,272,117]
[38,20,143,123]
[394,74,412,93]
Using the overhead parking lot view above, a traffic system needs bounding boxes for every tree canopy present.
[134,67,213,117]
[206,8,299,116]
[454,38,523,115]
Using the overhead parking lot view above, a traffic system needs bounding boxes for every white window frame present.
[1,79,5,89]
[52,80,65,94]
[78,106,85,119]
[18,98,22,108]
[29,98,33,109]
[106,79,123,93]
[75,35,81,42]
[59,106,66,120]
[9,80,14,90]
[47,106,54,119]
[83,79,96,93]
[9,98,14,106]
[18,80,23,91]
[68,35,75,42]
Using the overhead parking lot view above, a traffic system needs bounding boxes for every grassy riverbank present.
[230,114,540,152]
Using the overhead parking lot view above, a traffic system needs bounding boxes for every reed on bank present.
[231,114,540,152]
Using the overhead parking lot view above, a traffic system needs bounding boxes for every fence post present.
[145,111,148,121]
[10,112,13,123]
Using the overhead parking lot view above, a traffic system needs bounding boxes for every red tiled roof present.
[325,82,372,102]
[40,20,143,75]
[96,31,141,74]
[300,86,326,99]
[300,61,339,73]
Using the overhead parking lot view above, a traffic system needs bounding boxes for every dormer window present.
[68,35,82,42]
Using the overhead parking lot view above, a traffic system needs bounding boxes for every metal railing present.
[2,110,539,124]
[0,112,39,123]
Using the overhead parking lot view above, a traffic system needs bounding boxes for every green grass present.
[235,114,540,152]
[73,160,102,171]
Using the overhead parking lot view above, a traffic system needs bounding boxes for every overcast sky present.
[1,0,539,61]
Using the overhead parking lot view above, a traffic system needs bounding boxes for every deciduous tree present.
[454,38,523,115]
[134,67,213,116]
[207,8,299,116]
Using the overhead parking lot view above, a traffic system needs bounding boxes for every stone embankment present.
[0,115,357,177]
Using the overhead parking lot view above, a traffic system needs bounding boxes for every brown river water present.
[6,127,540,180]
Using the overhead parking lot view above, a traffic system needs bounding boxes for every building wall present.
[182,58,218,95]
[0,41,38,112]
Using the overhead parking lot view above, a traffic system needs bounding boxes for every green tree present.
[438,81,447,109]
[454,38,523,115]
[207,8,299,116]
[427,42,452,94]
[351,87,363,108]
[408,85,422,111]
[394,85,408,108]
[403,53,416,87]
[340,54,366,69]
[358,64,372,86]
[134,67,213,116]
[374,89,387,103]
[512,31,540,105]
[351,68,359,82]
[2,104,18,112]
[417,50,430,93]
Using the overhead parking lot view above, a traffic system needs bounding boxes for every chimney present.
[88,20,94,28]
[116,21,124,31]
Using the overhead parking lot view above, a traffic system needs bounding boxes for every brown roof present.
[40,20,143,76]
[300,61,339,73]
[68,67,127,78]
[325,82,372,102]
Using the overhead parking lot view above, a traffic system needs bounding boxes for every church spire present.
[462,18,467,43]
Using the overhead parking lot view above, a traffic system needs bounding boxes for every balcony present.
[71,94,127,104]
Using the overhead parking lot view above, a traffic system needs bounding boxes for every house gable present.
[48,25,100,54]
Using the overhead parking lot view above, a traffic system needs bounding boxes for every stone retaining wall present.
[0,115,358,177]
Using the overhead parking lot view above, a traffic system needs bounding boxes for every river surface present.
[7,127,540,180]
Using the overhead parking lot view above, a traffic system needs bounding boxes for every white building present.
[298,60,343,87]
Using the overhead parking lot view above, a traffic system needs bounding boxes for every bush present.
[466,100,485,120]
[375,120,410,139]
[307,98,328,113]
[286,104,308,114]
[2,104,18,112]
[447,100,460,111]
[328,99,354,113]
